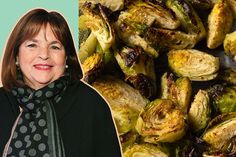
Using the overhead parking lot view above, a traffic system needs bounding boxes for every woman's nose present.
[38,47,49,60]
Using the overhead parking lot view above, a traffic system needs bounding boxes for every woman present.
[0,8,121,157]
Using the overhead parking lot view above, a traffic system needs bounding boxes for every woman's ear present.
[16,56,19,66]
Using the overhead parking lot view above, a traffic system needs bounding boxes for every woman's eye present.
[51,45,61,50]
[26,44,37,48]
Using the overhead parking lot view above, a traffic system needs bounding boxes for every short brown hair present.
[2,8,82,91]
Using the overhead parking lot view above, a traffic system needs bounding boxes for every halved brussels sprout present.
[79,32,97,63]
[161,73,192,113]
[226,0,236,18]
[115,15,159,58]
[92,76,149,135]
[114,46,156,98]
[81,53,104,83]
[166,0,206,41]
[208,84,236,113]
[224,31,236,62]
[123,143,169,157]
[202,112,236,154]
[135,99,187,143]
[80,2,115,51]
[168,49,220,81]
[79,0,126,11]
[120,131,138,152]
[207,0,233,49]
[220,68,236,85]
[126,0,180,29]
[144,28,198,50]
[190,0,214,9]
[188,90,211,132]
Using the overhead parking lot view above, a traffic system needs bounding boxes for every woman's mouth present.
[34,64,53,70]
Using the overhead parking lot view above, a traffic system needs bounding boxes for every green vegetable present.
[202,112,236,154]
[80,2,115,51]
[208,84,236,113]
[114,46,156,98]
[168,49,220,81]
[188,90,211,132]
[92,76,149,135]
[124,143,169,157]
[207,0,233,49]
[161,73,192,113]
[135,99,187,143]
[126,0,180,29]
[166,0,206,41]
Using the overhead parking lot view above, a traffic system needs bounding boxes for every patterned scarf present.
[4,76,68,157]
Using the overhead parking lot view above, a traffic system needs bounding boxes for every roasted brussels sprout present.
[114,46,156,98]
[226,0,236,18]
[166,0,206,41]
[92,76,149,135]
[135,99,187,143]
[80,2,115,51]
[188,90,211,132]
[125,0,180,29]
[207,0,233,49]
[81,53,104,83]
[144,28,198,50]
[202,112,236,154]
[79,32,97,63]
[161,73,192,113]
[189,0,214,9]
[120,131,138,152]
[224,31,236,62]
[220,68,236,85]
[115,14,159,58]
[123,143,169,157]
[168,49,220,81]
[207,84,236,113]
[172,134,208,157]
[79,0,126,11]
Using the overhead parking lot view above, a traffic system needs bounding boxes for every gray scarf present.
[4,76,68,157]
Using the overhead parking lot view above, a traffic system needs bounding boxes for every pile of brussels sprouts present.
[79,0,236,156]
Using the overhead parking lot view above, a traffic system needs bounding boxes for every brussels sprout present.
[207,84,236,113]
[120,131,138,152]
[166,0,206,41]
[114,46,156,98]
[168,49,220,81]
[161,73,192,113]
[80,2,115,51]
[202,112,236,154]
[144,28,198,50]
[79,32,98,63]
[92,76,149,135]
[172,134,208,157]
[189,0,214,9]
[126,0,180,29]
[188,90,211,132]
[115,14,159,58]
[112,105,140,135]
[226,0,236,18]
[79,0,126,11]
[220,68,236,85]
[123,143,169,157]
[135,99,187,143]
[207,0,233,49]
[224,31,236,62]
[81,53,104,83]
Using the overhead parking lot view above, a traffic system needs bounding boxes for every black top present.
[0,80,122,157]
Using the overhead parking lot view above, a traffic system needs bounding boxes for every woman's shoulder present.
[0,87,10,101]
[69,80,105,100]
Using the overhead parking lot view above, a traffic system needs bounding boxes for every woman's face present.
[18,23,66,90]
